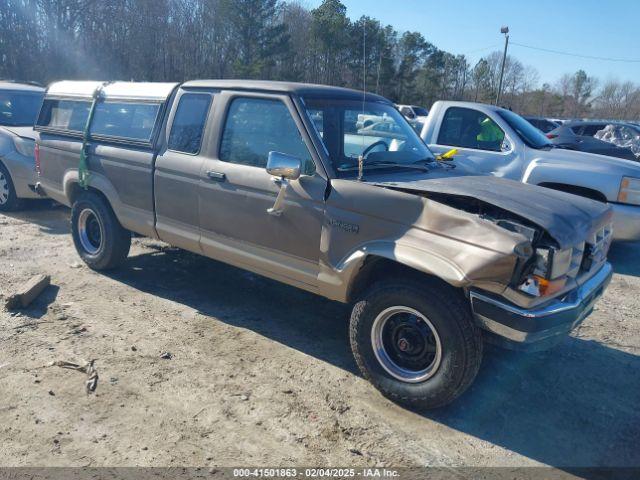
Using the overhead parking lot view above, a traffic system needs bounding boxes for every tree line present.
[1,0,639,121]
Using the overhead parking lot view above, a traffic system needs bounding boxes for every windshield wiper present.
[411,157,436,165]
[337,160,429,172]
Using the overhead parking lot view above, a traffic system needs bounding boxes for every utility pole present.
[495,26,509,106]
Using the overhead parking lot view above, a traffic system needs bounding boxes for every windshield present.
[412,106,429,116]
[0,90,44,127]
[498,109,551,149]
[302,97,434,176]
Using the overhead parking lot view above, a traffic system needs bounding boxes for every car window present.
[90,101,160,142]
[437,107,505,152]
[0,91,44,126]
[219,97,311,168]
[400,107,415,118]
[582,124,607,136]
[37,99,92,132]
[539,120,558,133]
[343,107,414,158]
[412,106,429,116]
[168,93,212,154]
[619,126,639,140]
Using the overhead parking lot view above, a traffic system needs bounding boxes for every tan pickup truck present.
[35,80,613,408]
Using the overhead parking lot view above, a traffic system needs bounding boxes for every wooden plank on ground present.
[5,274,51,310]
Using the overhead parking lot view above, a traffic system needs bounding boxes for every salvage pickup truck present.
[35,80,613,408]
[420,101,640,241]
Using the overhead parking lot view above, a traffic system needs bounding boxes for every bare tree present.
[0,0,638,120]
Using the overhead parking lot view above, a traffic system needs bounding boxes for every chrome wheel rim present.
[78,208,103,255]
[371,306,442,383]
[0,171,9,205]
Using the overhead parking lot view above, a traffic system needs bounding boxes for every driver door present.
[198,91,328,290]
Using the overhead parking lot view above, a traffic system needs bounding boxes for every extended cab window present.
[37,99,91,132]
[168,93,211,154]
[219,98,311,168]
[90,101,160,142]
[438,107,505,152]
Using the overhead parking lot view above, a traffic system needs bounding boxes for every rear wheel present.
[350,278,483,408]
[71,191,131,270]
[0,163,23,212]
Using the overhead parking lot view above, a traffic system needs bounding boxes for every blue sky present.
[306,0,640,86]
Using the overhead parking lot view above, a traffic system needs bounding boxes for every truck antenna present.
[358,21,366,181]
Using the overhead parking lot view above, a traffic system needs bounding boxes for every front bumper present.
[470,262,613,350]
[610,202,640,242]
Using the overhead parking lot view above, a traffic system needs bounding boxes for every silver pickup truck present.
[35,80,613,408]
[0,81,45,211]
[421,101,640,241]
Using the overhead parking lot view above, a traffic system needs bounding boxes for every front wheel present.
[71,191,131,270]
[350,279,483,408]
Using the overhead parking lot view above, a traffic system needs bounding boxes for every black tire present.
[350,278,483,409]
[0,162,24,212]
[71,190,131,270]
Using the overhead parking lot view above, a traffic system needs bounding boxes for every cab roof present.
[181,79,390,102]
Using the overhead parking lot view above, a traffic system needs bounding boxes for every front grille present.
[581,225,613,272]
[567,243,585,278]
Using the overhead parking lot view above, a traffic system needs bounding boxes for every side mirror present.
[266,151,309,217]
[266,151,302,180]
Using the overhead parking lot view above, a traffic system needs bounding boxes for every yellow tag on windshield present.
[436,148,458,161]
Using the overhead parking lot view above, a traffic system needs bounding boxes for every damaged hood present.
[370,174,612,248]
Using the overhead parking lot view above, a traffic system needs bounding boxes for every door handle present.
[206,170,226,182]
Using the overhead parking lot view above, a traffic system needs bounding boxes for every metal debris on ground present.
[5,274,51,310]
[159,352,172,360]
[49,359,99,394]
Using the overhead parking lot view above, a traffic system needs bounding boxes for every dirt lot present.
[1,203,639,468]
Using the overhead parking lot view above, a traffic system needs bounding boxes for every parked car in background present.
[546,122,637,161]
[0,80,45,211]
[523,116,559,133]
[558,120,611,137]
[396,104,429,122]
[355,112,385,129]
[35,80,613,408]
[548,118,566,125]
[420,101,640,241]
[594,123,640,159]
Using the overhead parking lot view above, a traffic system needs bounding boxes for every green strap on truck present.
[78,88,103,189]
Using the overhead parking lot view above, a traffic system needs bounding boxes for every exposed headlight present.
[533,247,573,280]
[518,245,582,297]
[618,177,640,206]
[13,136,35,157]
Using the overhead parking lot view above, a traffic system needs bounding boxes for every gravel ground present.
[1,203,639,468]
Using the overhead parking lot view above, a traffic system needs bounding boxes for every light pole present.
[495,26,509,106]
